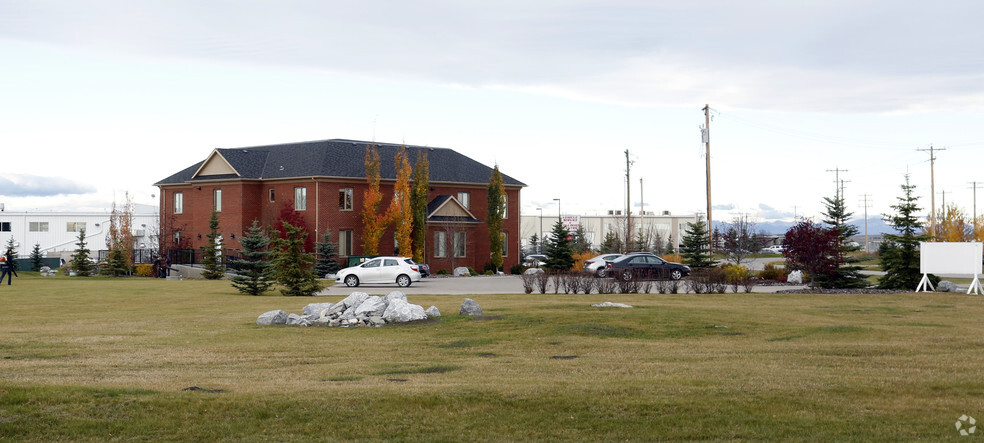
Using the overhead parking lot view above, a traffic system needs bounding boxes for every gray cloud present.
[2,1,983,112]
[0,174,96,197]
[757,203,792,220]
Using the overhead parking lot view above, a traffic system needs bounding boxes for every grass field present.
[2,273,983,441]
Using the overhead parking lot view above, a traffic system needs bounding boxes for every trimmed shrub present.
[759,263,786,281]
[135,263,155,277]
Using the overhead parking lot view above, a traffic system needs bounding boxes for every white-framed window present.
[269,189,275,202]
[174,192,183,214]
[502,232,508,256]
[457,192,470,209]
[174,230,182,244]
[295,187,307,211]
[339,230,353,256]
[0,222,10,232]
[67,222,86,232]
[434,231,447,258]
[339,188,353,211]
[454,231,467,257]
[29,222,49,232]
[502,196,508,219]
[213,189,222,212]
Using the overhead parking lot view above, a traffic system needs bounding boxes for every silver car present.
[335,257,422,288]
[583,253,623,277]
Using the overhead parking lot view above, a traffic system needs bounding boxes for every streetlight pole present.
[536,207,543,254]
[553,198,561,223]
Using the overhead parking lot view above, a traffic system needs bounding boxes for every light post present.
[553,198,561,223]
[536,207,543,254]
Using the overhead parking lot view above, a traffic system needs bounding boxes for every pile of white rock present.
[257,291,449,328]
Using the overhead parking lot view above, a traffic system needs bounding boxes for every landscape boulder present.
[302,302,334,317]
[425,306,441,317]
[354,296,387,317]
[459,298,483,316]
[257,310,288,325]
[787,270,803,284]
[453,267,471,277]
[938,280,957,292]
[383,299,427,323]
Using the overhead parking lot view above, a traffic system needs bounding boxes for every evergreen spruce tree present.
[229,220,274,296]
[70,228,93,277]
[666,236,676,254]
[879,175,933,290]
[314,231,341,278]
[270,221,322,296]
[30,243,43,272]
[816,194,867,288]
[528,234,540,255]
[599,231,621,254]
[681,218,714,269]
[201,210,226,280]
[543,221,575,271]
[5,237,18,271]
[571,225,591,253]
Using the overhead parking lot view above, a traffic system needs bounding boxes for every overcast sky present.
[2,1,984,229]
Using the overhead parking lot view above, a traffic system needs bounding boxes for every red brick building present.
[154,139,525,273]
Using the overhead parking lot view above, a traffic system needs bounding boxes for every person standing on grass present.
[0,249,16,285]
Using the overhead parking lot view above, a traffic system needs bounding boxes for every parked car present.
[335,256,422,287]
[524,254,547,267]
[759,245,785,254]
[583,253,623,277]
[417,263,430,278]
[605,252,691,281]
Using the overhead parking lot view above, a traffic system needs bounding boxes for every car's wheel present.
[396,274,412,287]
[670,269,683,280]
[621,269,633,281]
[344,275,360,287]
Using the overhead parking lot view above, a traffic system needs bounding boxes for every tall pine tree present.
[270,221,322,296]
[30,244,43,272]
[543,221,575,271]
[229,220,274,296]
[70,228,93,276]
[314,231,341,278]
[817,193,867,288]
[201,210,226,279]
[879,175,932,290]
[681,217,714,269]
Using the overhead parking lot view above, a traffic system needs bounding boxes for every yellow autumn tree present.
[361,145,385,255]
[385,147,413,257]
[932,204,973,242]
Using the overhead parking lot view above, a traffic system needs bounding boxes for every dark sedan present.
[605,252,691,281]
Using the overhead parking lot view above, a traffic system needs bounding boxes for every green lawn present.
[1,273,982,441]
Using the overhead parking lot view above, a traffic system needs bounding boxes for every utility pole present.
[917,145,945,238]
[859,194,872,253]
[624,149,632,253]
[702,104,712,257]
[826,167,849,200]
[639,177,645,242]
[970,181,983,232]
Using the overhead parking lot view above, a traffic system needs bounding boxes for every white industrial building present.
[520,211,699,253]
[0,204,160,263]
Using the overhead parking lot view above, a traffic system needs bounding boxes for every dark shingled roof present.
[155,139,525,187]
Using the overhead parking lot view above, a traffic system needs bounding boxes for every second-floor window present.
[295,187,307,211]
[457,192,470,209]
[29,222,49,232]
[66,222,86,232]
[339,188,353,211]
[213,189,222,212]
[174,192,183,214]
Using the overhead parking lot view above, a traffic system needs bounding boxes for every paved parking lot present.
[318,274,807,296]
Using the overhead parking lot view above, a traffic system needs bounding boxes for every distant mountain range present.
[716,217,896,236]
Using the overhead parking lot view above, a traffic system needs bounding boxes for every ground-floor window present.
[339,230,353,256]
[434,231,447,258]
[454,231,467,258]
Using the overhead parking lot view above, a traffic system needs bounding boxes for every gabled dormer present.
[427,195,481,223]
[192,149,240,178]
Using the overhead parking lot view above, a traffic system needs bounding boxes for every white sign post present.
[918,242,983,295]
